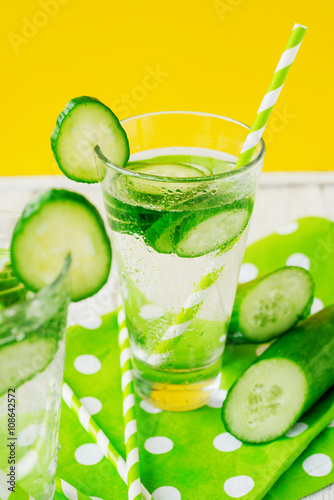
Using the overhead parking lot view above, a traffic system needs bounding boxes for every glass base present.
[134,371,222,412]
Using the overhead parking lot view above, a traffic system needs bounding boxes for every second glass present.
[96,111,265,411]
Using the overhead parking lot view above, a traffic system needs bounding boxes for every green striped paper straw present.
[235,23,307,168]
[117,297,143,500]
[61,382,151,500]
[153,23,307,360]
[55,477,92,499]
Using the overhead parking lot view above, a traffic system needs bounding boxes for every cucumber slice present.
[0,335,58,397]
[129,155,234,175]
[130,162,206,178]
[222,306,334,443]
[102,188,161,235]
[11,189,112,302]
[127,162,205,196]
[228,267,314,344]
[144,212,187,254]
[174,204,250,258]
[51,96,129,183]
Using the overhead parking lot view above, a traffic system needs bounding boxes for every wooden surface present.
[1,174,333,500]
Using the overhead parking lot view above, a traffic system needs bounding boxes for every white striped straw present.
[153,23,307,360]
[61,381,151,500]
[117,296,143,500]
[55,477,92,499]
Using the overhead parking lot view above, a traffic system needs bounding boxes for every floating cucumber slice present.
[130,162,205,178]
[0,334,58,397]
[228,267,314,344]
[102,189,161,235]
[51,96,129,183]
[129,155,234,175]
[127,162,205,196]
[144,212,187,254]
[11,189,112,302]
[222,306,334,443]
[174,204,250,258]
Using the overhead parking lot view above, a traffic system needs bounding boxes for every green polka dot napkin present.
[55,217,334,500]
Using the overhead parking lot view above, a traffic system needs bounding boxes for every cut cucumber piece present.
[127,162,205,196]
[222,306,334,443]
[144,212,187,254]
[0,334,58,397]
[174,203,250,257]
[129,162,206,178]
[129,155,234,175]
[228,267,314,344]
[51,96,129,183]
[102,188,161,235]
[11,189,112,302]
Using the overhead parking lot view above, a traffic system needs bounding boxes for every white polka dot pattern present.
[144,437,174,455]
[303,454,333,477]
[238,264,259,284]
[74,355,101,375]
[213,433,242,452]
[152,486,181,500]
[75,443,104,466]
[286,253,311,270]
[224,475,255,498]
[285,422,308,437]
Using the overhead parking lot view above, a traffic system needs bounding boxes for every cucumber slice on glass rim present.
[11,189,112,302]
[51,96,129,183]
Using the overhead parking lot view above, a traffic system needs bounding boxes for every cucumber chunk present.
[174,204,250,258]
[222,306,334,443]
[51,96,129,183]
[11,189,112,302]
[228,267,314,343]
[0,335,58,396]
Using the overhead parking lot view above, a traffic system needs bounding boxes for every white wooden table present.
[1,173,333,500]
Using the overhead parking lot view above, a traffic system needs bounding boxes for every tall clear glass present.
[0,211,70,499]
[96,112,265,411]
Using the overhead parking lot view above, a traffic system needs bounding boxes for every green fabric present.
[56,216,334,500]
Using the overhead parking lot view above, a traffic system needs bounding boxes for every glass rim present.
[0,209,71,321]
[94,110,266,183]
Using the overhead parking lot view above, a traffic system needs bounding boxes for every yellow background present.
[2,0,333,176]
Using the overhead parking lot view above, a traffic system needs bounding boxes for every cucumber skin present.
[11,189,112,301]
[222,306,334,442]
[51,96,129,184]
[228,266,315,344]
